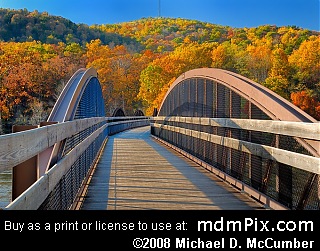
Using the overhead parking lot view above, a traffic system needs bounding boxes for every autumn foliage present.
[0,9,319,133]
[291,91,320,120]
[0,41,84,129]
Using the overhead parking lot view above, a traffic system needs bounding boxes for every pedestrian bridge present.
[0,67,319,210]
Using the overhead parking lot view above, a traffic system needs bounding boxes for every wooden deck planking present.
[80,126,266,210]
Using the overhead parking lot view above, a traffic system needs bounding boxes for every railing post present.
[12,125,38,201]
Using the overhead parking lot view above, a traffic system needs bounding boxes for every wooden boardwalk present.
[80,126,266,210]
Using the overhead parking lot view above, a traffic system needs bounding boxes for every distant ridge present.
[0,8,139,47]
[0,8,318,51]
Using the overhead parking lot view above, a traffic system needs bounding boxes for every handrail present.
[5,124,107,210]
[0,116,151,173]
[152,122,320,175]
[0,117,105,172]
[151,116,320,210]
[153,116,320,141]
[152,117,320,174]
[1,116,150,210]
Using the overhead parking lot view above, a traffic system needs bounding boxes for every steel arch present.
[40,67,106,174]
[157,68,319,157]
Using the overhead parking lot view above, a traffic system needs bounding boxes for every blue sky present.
[0,0,319,31]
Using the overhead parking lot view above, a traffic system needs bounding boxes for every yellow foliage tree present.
[288,35,320,90]
[264,47,290,99]
[246,38,273,83]
[138,42,214,114]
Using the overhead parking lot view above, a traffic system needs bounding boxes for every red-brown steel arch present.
[157,68,319,157]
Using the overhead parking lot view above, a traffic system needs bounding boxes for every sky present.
[0,0,319,31]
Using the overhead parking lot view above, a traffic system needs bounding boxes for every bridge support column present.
[12,125,38,201]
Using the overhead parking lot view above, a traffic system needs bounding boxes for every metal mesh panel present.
[181,80,189,116]
[217,83,227,118]
[241,98,250,119]
[205,80,214,117]
[39,132,105,210]
[230,148,242,178]
[74,78,105,119]
[231,92,242,119]
[39,76,107,210]
[262,161,279,201]
[189,79,197,117]
[197,78,204,117]
[279,135,314,156]
[302,175,320,210]
[152,75,319,210]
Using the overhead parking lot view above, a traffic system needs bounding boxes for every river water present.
[0,170,12,209]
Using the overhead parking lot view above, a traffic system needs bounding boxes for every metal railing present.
[0,116,150,210]
[151,116,320,210]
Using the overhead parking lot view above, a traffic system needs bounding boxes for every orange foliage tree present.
[85,39,157,115]
[291,91,320,120]
[0,41,83,128]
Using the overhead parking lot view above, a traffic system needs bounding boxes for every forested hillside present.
[0,8,140,47]
[0,9,319,133]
